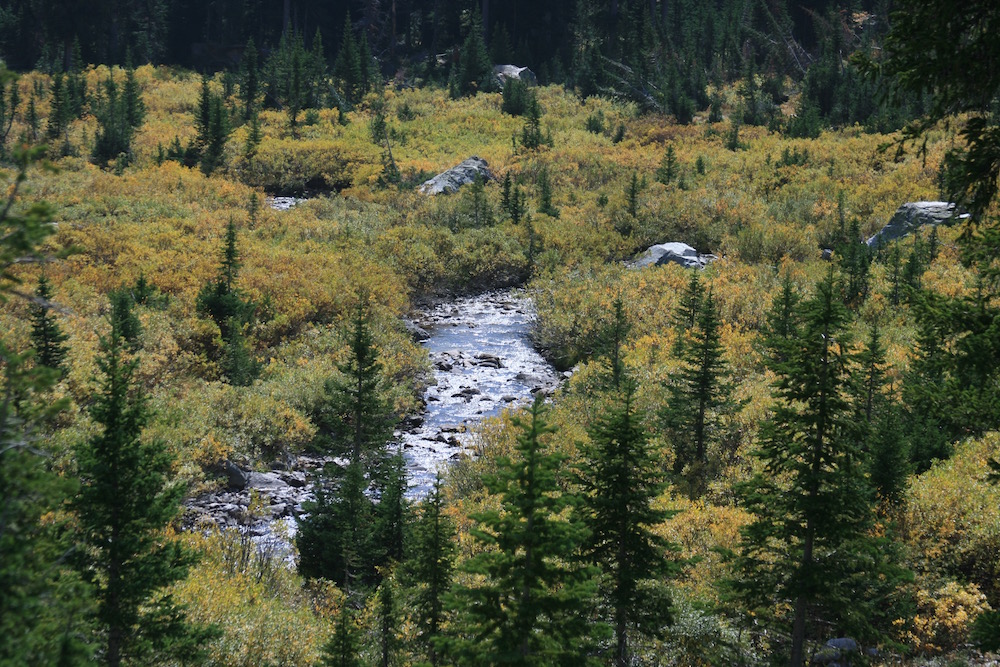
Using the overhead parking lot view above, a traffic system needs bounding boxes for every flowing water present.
[400,290,562,496]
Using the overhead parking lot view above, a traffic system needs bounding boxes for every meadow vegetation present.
[2,62,998,666]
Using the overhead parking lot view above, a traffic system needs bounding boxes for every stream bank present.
[183,288,563,533]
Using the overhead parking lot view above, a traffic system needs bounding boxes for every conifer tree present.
[374,450,409,569]
[307,28,328,110]
[520,93,544,149]
[454,7,493,97]
[656,145,678,185]
[315,295,398,463]
[402,476,456,667]
[239,38,260,120]
[536,166,559,218]
[853,324,910,507]
[664,289,731,497]
[92,68,143,167]
[730,273,887,667]
[1,149,94,666]
[321,602,362,667]
[374,575,403,667]
[445,395,600,665]
[626,171,640,218]
[74,295,208,667]
[29,275,69,375]
[197,219,257,385]
[760,272,801,365]
[334,13,364,105]
[46,72,70,142]
[595,296,630,391]
[578,378,680,667]
[298,459,374,590]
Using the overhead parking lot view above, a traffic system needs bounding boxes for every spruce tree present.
[656,145,678,185]
[321,602,362,667]
[373,450,409,568]
[374,575,402,667]
[1,149,94,666]
[239,38,260,120]
[664,289,732,498]
[578,378,680,667]
[536,166,559,218]
[626,171,640,218]
[29,275,69,375]
[74,296,208,667]
[445,395,600,666]
[334,13,364,105]
[402,476,456,667]
[297,459,374,590]
[314,295,397,463]
[46,72,70,142]
[729,273,887,666]
[197,219,257,385]
[455,7,493,96]
[520,93,544,149]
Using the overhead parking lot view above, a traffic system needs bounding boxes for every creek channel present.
[183,197,562,542]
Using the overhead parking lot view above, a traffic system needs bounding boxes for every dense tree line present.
[0,0,912,132]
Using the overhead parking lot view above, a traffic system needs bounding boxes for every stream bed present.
[400,290,563,495]
[183,289,562,537]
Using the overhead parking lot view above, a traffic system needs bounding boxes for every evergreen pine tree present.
[671,271,703,356]
[656,145,678,185]
[595,296,631,391]
[321,602,362,667]
[0,149,94,666]
[92,70,141,166]
[197,219,257,385]
[334,13,364,105]
[373,450,409,569]
[239,38,260,120]
[626,171,641,218]
[298,459,374,590]
[74,295,209,667]
[445,396,600,665]
[46,72,70,142]
[313,295,397,463]
[374,574,403,667]
[455,7,493,96]
[122,64,144,129]
[29,275,69,375]
[578,378,680,667]
[358,32,378,95]
[729,273,888,666]
[664,289,732,497]
[307,28,328,110]
[536,166,559,218]
[520,93,544,149]
[402,476,456,667]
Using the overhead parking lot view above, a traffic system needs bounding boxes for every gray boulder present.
[245,471,289,493]
[632,242,714,269]
[224,460,249,490]
[493,64,538,89]
[419,156,495,195]
[866,201,969,247]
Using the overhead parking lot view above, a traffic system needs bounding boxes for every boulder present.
[245,471,289,493]
[418,156,495,195]
[224,460,249,490]
[632,242,713,269]
[493,64,538,89]
[866,201,969,247]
